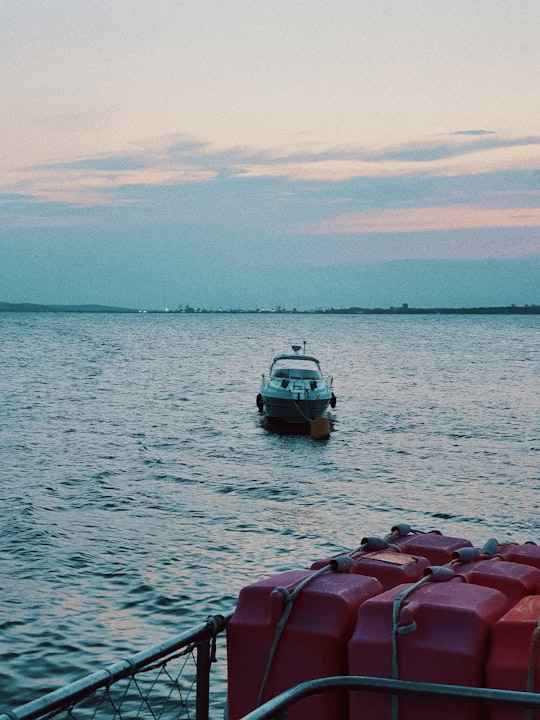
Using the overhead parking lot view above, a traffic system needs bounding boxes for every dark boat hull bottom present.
[261,397,331,423]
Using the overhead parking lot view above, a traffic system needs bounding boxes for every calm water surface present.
[0,312,538,709]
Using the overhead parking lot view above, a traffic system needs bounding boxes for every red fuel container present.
[452,557,540,613]
[311,548,430,590]
[486,595,540,720]
[392,530,473,565]
[227,569,382,720]
[348,578,508,720]
[499,542,540,571]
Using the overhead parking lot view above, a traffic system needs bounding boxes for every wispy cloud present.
[1,133,538,246]
[307,205,540,234]
[235,135,540,181]
[3,131,540,202]
[451,129,496,136]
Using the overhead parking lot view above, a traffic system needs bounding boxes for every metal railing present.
[238,675,540,720]
[0,615,230,720]
[3,620,539,720]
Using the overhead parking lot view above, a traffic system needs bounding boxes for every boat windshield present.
[271,358,322,380]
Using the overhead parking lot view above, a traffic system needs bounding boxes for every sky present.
[1,1,539,310]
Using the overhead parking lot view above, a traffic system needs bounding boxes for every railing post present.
[196,636,212,720]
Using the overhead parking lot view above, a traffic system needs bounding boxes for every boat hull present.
[260,392,331,423]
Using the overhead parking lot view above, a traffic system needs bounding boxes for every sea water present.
[0,311,538,708]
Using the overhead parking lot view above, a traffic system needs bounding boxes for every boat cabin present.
[269,355,323,381]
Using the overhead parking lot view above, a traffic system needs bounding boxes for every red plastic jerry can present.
[311,547,430,591]
[392,530,473,565]
[227,568,382,720]
[499,542,540,571]
[486,595,540,720]
[451,556,540,613]
[348,576,508,720]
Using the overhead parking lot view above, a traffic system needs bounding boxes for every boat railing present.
[238,675,540,719]
[3,621,539,720]
[0,614,230,720]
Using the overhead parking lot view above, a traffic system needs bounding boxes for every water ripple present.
[0,312,538,708]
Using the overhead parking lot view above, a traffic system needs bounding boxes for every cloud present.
[365,135,540,163]
[451,130,496,136]
[231,135,540,182]
[308,205,540,235]
[1,133,538,250]
[4,131,540,200]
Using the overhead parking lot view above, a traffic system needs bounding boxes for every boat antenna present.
[303,340,306,355]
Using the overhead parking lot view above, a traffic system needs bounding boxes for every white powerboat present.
[257,343,336,424]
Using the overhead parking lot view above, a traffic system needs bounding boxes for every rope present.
[292,396,317,422]
[390,575,431,720]
[255,564,334,708]
[390,567,464,720]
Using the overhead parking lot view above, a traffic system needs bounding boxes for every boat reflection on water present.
[259,413,336,438]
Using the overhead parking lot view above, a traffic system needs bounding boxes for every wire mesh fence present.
[0,615,230,720]
[4,613,538,720]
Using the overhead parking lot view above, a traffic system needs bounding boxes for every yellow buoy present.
[310,416,330,440]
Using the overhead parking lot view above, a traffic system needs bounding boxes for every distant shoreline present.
[1,301,539,315]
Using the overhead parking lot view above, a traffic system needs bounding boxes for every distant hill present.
[1,301,538,314]
[0,302,137,313]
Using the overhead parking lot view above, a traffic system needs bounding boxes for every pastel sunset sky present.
[1,1,539,309]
